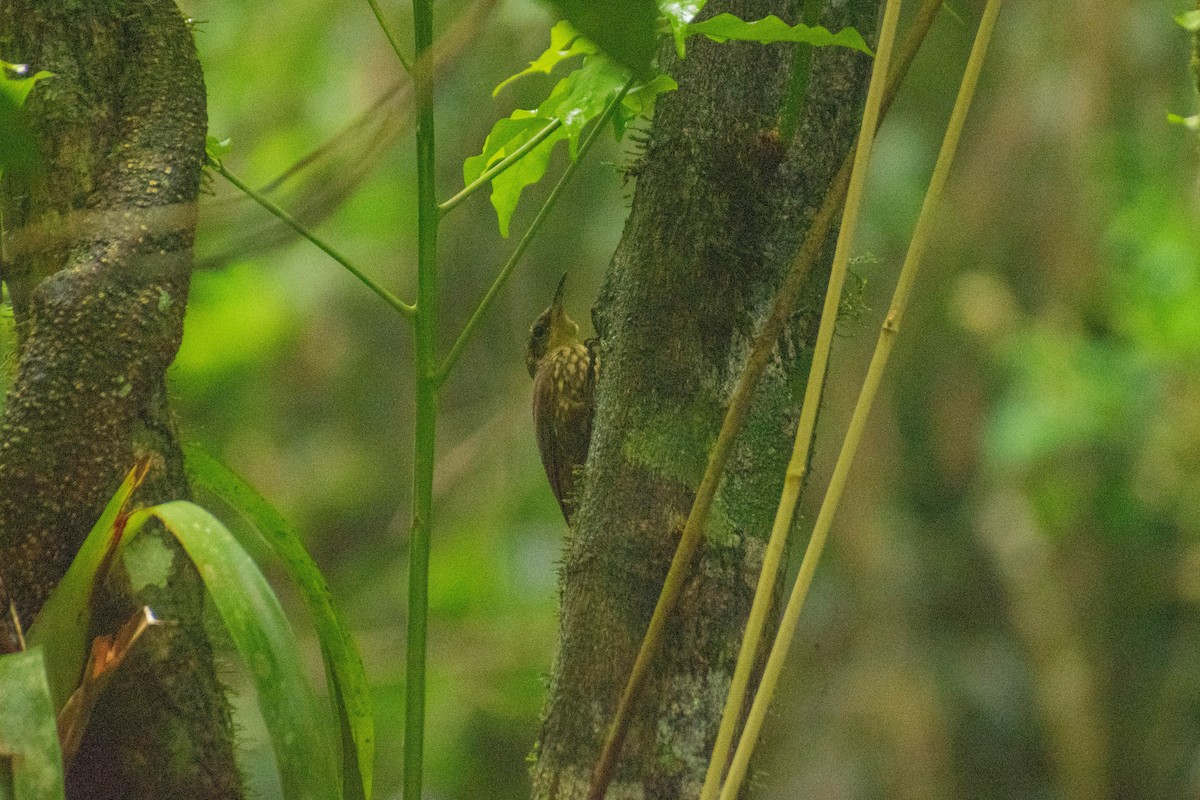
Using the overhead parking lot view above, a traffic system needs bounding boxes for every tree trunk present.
[531,1,879,797]
[0,1,241,797]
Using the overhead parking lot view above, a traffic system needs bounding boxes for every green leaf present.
[132,501,339,800]
[1176,9,1200,31]
[0,649,66,800]
[538,56,630,153]
[0,62,50,181]
[659,0,703,57]
[25,466,143,711]
[545,0,659,78]
[616,73,677,136]
[205,134,233,163]
[685,13,873,55]
[465,111,568,237]
[493,20,597,96]
[184,447,374,800]
[1168,112,1200,131]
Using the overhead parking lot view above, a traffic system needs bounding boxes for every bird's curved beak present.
[549,273,578,344]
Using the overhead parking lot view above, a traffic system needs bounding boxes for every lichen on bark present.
[531,0,880,797]
[0,1,241,796]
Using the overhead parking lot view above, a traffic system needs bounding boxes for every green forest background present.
[51,0,1197,797]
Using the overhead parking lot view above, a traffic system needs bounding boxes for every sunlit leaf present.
[538,56,630,153]
[493,20,597,96]
[0,62,51,180]
[185,446,374,800]
[128,501,339,800]
[0,649,66,800]
[1168,112,1200,131]
[686,13,873,55]
[659,0,703,56]
[25,463,147,711]
[544,0,659,78]
[1176,9,1200,31]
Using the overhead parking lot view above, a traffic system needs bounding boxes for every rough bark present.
[531,1,879,797]
[0,1,241,797]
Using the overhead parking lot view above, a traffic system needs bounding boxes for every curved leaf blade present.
[137,501,339,800]
[493,20,596,96]
[26,464,144,710]
[184,447,373,800]
[545,0,658,78]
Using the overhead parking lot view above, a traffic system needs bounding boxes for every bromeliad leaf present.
[686,13,873,55]
[127,501,340,800]
[185,446,375,800]
[493,20,596,97]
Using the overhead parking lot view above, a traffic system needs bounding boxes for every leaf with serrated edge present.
[686,13,873,55]
[493,20,596,96]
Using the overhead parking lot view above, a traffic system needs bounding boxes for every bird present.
[526,274,598,522]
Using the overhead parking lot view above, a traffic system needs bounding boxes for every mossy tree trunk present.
[0,1,241,797]
[530,0,879,797]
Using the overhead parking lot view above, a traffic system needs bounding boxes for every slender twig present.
[716,2,1002,798]
[703,0,903,794]
[585,3,942,797]
[434,89,627,387]
[209,159,416,318]
[404,0,437,796]
[367,0,414,73]
[437,117,564,216]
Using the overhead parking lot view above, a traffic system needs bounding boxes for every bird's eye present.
[533,321,549,339]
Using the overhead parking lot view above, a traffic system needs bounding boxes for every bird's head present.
[526,274,580,377]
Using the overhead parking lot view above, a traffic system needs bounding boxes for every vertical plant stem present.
[405,0,437,796]
[777,0,822,143]
[717,2,1002,798]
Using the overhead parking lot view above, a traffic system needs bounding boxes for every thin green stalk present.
[717,3,1002,798]
[404,0,437,796]
[437,117,564,216]
[210,159,415,318]
[777,0,822,143]
[585,3,943,796]
[368,0,413,73]
[434,87,628,387]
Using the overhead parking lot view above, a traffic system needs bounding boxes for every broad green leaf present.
[686,13,873,55]
[205,134,234,162]
[26,465,144,710]
[131,501,339,800]
[0,62,50,180]
[493,20,597,96]
[0,649,66,800]
[185,446,373,800]
[1176,9,1200,31]
[538,56,630,153]
[465,110,568,237]
[0,61,52,107]
[659,0,703,57]
[545,0,659,78]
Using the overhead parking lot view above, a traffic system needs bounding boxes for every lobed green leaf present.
[0,649,66,800]
[493,20,596,96]
[686,13,873,55]
[185,447,374,800]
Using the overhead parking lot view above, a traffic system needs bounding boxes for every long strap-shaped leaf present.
[0,649,66,800]
[185,446,374,800]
